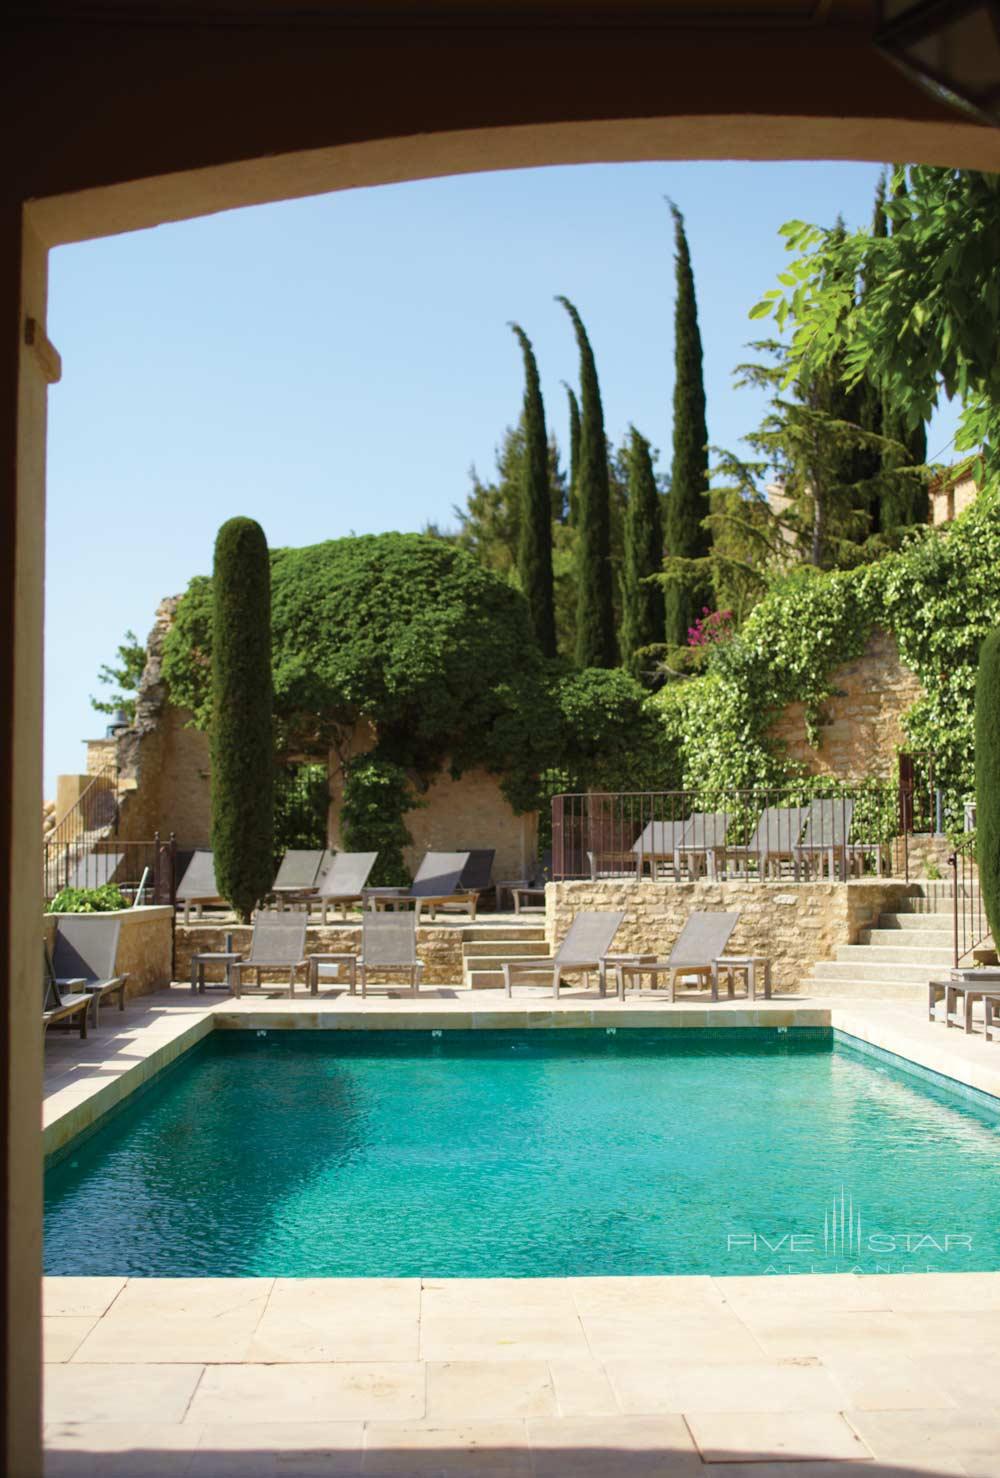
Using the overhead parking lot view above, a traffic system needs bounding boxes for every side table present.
[308,952,358,996]
[711,955,772,1001]
[190,947,241,994]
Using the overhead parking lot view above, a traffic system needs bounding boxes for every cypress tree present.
[976,630,1000,941]
[556,295,616,668]
[664,202,710,648]
[509,322,557,658]
[620,426,665,679]
[211,516,275,922]
[563,381,581,524]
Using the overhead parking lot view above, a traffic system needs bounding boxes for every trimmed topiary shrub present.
[210,517,275,923]
[975,629,1000,941]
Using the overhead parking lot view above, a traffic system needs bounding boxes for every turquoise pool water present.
[44,1028,1000,1278]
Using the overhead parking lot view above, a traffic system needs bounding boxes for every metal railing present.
[43,759,120,892]
[950,839,988,968]
[44,833,177,907]
[551,785,898,884]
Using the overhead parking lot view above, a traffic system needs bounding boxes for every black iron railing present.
[551,785,898,884]
[44,832,177,907]
[950,838,988,968]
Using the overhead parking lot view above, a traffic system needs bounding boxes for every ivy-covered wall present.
[655,489,1000,823]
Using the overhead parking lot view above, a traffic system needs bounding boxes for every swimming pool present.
[44,1027,1000,1278]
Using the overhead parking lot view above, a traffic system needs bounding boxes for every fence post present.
[551,796,565,881]
[949,851,959,970]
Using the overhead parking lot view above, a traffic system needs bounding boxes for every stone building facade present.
[768,627,923,782]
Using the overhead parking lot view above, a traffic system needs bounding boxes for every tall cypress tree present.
[664,202,710,648]
[556,296,616,668]
[620,425,665,679]
[563,381,581,524]
[211,516,275,922]
[509,322,557,658]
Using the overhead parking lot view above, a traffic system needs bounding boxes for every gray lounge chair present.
[357,909,424,997]
[632,820,688,879]
[61,850,124,893]
[794,798,856,880]
[230,910,309,998]
[43,944,92,1038]
[308,851,378,922]
[175,849,227,922]
[587,849,642,881]
[458,849,496,903]
[503,909,625,998]
[51,915,128,1026]
[367,851,478,920]
[616,910,741,1001]
[724,807,807,879]
[271,849,330,895]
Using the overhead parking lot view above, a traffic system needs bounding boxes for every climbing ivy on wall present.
[655,488,1000,824]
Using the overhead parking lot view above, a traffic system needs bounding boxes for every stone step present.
[813,959,950,983]
[462,939,549,958]
[877,912,956,930]
[835,943,954,965]
[862,927,953,948]
[465,968,508,990]
[463,953,553,975]
[458,925,547,942]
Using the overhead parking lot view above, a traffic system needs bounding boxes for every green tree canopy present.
[90,629,147,721]
[619,426,665,680]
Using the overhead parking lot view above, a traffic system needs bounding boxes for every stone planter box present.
[43,905,173,999]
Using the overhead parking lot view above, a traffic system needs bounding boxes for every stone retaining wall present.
[174,920,471,987]
[43,905,173,999]
[546,879,920,994]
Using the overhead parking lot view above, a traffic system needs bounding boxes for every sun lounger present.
[175,849,227,922]
[60,850,124,893]
[502,909,625,998]
[357,909,424,997]
[229,910,309,998]
[632,819,689,879]
[724,807,807,879]
[308,851,378,922]
[794,798,856,880]
[270,849,330,896]
[43,944,92,1038]
[50,915,128,1026]
[366,851,479,920]
[615,910,741,1001]
[587,849,642,881]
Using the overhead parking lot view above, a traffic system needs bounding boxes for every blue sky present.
[45,159,962,795]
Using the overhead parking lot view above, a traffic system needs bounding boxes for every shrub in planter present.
[49,884,127,913]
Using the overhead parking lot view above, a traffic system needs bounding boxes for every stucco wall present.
[43,905,173,999]
[547,878,920,995]
[768,628,922,782]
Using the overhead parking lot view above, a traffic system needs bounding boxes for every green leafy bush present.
[49,884,127,913]
[340,756,418,887]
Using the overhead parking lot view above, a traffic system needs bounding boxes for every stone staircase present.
[462,923,549,990]
[808,884,964,1000]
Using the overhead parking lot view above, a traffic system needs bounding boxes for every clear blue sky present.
[44,159,962,795]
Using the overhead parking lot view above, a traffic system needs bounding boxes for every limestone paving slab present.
[425,1360,557,1422]
[607,1358,848,1415]
[685,1410,873,1463]
[73,1278,272,1364]
[185,1362,425,1426]
[189,1422,366,1478]
[362,1421,533,1476]
[43,1317,101,1364]
[44,1363,205,1426]
[249,1278,420,1363]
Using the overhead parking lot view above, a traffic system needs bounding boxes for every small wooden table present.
[929,975,1000,1033]
[611,957,685,1002]
[190,949,241,994]
[308,952,358,996]
[712,955,772,1001]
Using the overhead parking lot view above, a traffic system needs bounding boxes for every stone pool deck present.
[42,985,1000,1475]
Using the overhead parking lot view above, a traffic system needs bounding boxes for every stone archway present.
[6,5,1000,1471]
